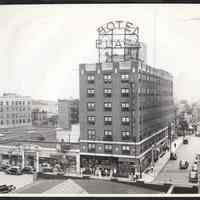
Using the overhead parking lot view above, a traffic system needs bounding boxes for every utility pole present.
[197,154,200,193]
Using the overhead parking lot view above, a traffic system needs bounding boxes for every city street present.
[153,135,200,186]
[0,172,33,190]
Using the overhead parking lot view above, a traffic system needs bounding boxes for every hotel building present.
[79,21,174,177]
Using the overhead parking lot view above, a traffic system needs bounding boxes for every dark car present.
[0,163,10,171]
[179,160,189,169]
[183,138,189,144]
[170,152,177,160]
[41,167,53,173]
[22,166,35,174]
[189,170,198,183]
[0,185,16,193]
[6,166,22,175]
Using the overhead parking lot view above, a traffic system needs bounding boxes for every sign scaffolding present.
[96,20,141,63]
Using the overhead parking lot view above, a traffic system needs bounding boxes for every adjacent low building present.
[0,93,32,129]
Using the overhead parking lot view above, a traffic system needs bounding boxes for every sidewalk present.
[142,136,183,183]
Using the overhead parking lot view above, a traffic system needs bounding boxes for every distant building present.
[58,99,79,130]
[32,100,58,118]
[69,99,79,125]
[31,108,48,125]
[0,93,32,128]
[58,99,71,130]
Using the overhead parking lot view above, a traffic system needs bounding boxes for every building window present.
[0,108,3,112]
[104,130,113,141]
[121,73,129,82]
[87,74,95,84]
[104,116,112,125]
[104,144,112,153]
[0,102,3,106]
[87,116,96,125]
[121,102,129,111]
[0,120,3,125]
[88,129,96,140]
[6,101,9,106]
[104,74,112,84]
[121,88,129,97]
[104,88,112,98]
[121,131,130,140]
[121,116,130,125]
[87,102,95,111]
[104,102,112,111]
[122,145,130,155]
[87,89,95,97]
[88,143,96,152]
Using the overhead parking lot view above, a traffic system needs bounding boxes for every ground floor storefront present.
[80,139,169,178]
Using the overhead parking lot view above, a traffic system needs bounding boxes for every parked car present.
[6,166,22,175]
[170,152,177,160]
[22,166,35,174]
[189,170,198,183]
[179,160,189,169]
[41,166,53,173]
[0,185,16,193]
[183,138,189,144]
[0,163,10,171]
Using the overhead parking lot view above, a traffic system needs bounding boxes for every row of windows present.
[87,88,130,98]
[0,119,31,125]
[87,73,129,84]
[0,101,31,106]
[88,129,130,140]
[87,102,130,112]
[88,143,130,153]
[87,116,130,125]
[0,107,31,112]
[0,114,31,118]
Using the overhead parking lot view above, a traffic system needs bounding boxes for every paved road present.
[153,135,200,186]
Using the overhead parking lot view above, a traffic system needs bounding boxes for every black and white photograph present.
[0,4,199,195]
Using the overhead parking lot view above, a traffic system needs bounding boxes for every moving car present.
[170,152,177,160]
[189,170,198,183]
[179,160,189,169]
[6,166,22,175]
[183,138,189,144]
[22,166,35,174]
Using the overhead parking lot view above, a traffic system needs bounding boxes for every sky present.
[0,4,200,102]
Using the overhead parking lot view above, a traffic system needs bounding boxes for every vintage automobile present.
[6,166,22,175]
[0,185,16,193]
[22,166,35,174]
[179,160,189,169]
[183,138,189,144]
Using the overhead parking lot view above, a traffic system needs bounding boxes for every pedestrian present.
[113,168,117,177]
[174,143,176,148]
